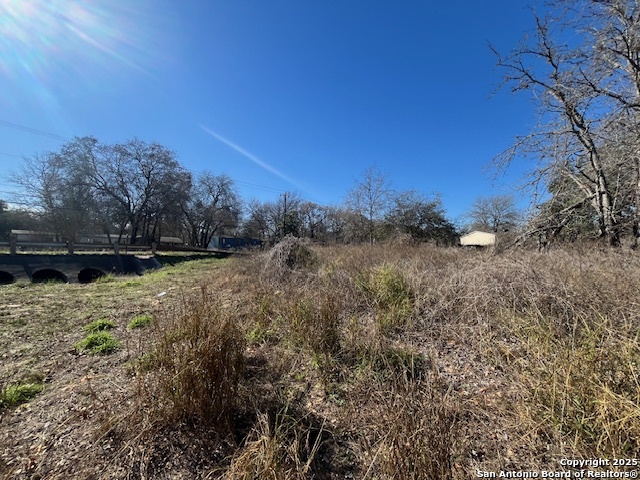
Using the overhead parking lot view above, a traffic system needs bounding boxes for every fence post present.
[151,241,157,255]
[67,242,74,255]
[113,241,120,255]
[9,233,17,255]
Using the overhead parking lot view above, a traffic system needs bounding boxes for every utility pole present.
[282,192,288,239]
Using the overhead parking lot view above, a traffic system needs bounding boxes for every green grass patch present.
[74,331,120,355]
[84,318,116,333]
[95,273,117,284]
[129,314,152,329]
[0,382,44,409]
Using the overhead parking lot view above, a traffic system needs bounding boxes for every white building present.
[460,231,496,247]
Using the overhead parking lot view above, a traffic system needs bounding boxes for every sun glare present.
[0,0,164,109]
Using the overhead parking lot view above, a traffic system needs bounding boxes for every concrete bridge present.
[0,254,163,284]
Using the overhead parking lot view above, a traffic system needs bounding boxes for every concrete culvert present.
[32,269,68,284]
[0,271,15,285]
[78,268,106,284]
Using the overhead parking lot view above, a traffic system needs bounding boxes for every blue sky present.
[0,0,540,223]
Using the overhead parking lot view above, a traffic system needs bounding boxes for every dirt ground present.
[1,257,226,479]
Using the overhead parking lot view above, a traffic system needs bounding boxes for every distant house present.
[78,233,132,245]
[133,236,184,246]
[158,237,185,246]
[460,231,496,247]
[208,236,264,250]
[11,230,61,243]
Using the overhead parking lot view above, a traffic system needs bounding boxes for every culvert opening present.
[32,269,68,284]
[78,268,106,284]
[0,271,15,285]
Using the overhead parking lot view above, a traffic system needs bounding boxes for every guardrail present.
[0,239,159,255]
[0,240,238,256]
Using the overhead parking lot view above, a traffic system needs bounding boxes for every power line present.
[0,151,24,159]
[0,119,68,141]
[234,179,286,193]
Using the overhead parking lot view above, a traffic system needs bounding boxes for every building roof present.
[159,237,184,244]
[10,230,52,235]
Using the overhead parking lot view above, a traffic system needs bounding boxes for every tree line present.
[5,137,240,247]
[1,138,469,247]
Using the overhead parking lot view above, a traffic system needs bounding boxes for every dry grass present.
[359,374,456,480]
[3,243,640,478]
[141,287,246,429]
[225,406,326,480]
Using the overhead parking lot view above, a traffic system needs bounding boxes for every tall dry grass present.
[104,242,640,478]
[147,287,246,429]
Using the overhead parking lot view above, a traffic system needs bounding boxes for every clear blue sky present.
[0,0,540,223]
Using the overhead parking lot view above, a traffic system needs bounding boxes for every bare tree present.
[9,149,98,241]
[582,0,640,247]
[299,201,326,240]
[10,137,192,244]
[466,195,520,233]
[241,200,273,241]
[492,6,629,246]
[181,172,241,247]
[345,166,393,244]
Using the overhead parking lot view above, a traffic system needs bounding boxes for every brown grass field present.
[1,241,640,479]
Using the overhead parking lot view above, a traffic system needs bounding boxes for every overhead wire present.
[0,151,25,159]
[0,119,68,141]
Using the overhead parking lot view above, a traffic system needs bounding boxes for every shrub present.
[357,264,413,334]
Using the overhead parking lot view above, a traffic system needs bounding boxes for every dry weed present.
[74,243,640,477]
[225,406,326,480]
[357,370,457,480]
[140,287,245,430]
[262,236,317,283]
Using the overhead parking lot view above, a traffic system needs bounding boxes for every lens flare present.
[0,0,166,111]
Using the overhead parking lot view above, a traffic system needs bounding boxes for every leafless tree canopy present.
[493,0,640,247]
[181,172,241,247]
[11,137,194,244]
[466,195,521,233]
[345,166,393,244]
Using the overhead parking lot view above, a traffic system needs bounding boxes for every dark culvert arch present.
[32,269,68,284]
[0,271,15,285]
[78,268,106,284]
